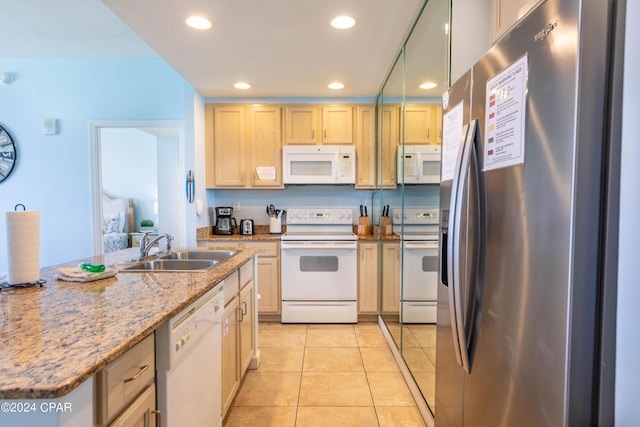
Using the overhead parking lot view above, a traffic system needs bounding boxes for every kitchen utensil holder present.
[270,216,282,234]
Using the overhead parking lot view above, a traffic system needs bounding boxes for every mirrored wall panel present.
[377,0,450,416]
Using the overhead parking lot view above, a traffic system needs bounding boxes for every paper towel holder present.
[14,203,26,211]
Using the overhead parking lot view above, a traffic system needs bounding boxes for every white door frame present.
[89,120,186,255]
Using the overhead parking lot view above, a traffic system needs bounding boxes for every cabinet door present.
[213,106,246,187]
[257,256,280,314]
[239,280,255,376]
[381,243,401,314]
[355,106,376,189]
[322,106,353,144]
[248,106,283,188]
[221,296,240,416]
[108,384,156,427]
[381,106,399,188]
[404,105,433,144]
[285,106,318,144]
[358,242,379,314]
[432,104,443,145]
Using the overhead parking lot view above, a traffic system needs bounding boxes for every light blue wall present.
[208,185,440,228]
[0,58,192,272]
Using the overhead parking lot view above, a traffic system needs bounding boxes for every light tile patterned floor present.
[224,323,427,427]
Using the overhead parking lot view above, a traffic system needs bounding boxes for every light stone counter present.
[0,246,258,399]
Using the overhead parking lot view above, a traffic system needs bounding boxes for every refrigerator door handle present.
[447,122,471,369]
[449,119,481,374]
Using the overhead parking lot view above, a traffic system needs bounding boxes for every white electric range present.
[392,208,440,323]
[280,208,358,323]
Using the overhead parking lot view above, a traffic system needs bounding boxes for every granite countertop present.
[196,225,399,242]
[0,246,258,399]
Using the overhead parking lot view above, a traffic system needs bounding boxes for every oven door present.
[281,240,357,300]
[402,240,439,301]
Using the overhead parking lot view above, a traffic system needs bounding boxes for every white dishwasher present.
[156,284,224,427]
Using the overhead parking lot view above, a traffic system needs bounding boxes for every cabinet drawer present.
[96,334,155,425]
[240,261,254,288]
[224,270,239,304]
[108,383,156,427]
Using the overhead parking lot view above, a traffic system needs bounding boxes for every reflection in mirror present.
[401,0,449,414]
[377,0,450,417]
[379,49,404,354]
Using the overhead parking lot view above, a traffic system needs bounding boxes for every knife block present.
[357,216,371,236]
[378,216,392,236]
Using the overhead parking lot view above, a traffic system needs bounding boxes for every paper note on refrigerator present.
[441,100,465,182]
[483,54,528,171]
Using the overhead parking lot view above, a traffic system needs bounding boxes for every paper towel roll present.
[6,210,40,284]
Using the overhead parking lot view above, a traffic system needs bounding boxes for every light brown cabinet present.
[221,290,240,416]
[381,106,399,188]
[381,242,401,314]
[95,334,156,427]
[358,242,379,314]
[199,240,280,317]
[108,384,156,427]
[284,105,354,145]
[205,104,283,189]
[220,262,256,418]
[355,106,376,189]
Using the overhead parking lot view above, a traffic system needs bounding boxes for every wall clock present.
[0,125,17,183]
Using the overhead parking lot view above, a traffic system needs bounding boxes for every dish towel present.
[56,267,117,283]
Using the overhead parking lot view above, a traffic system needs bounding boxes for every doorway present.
[90,120,185,255]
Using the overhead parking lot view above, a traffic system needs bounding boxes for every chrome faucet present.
[139,232,173,258]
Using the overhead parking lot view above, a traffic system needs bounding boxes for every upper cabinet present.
[205,104,283,189]
[284,105,354,145]
[491,0,543,43]
[355,105,376,189]
[404,104,443,145]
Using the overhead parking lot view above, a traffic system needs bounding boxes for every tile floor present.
[384,322,436,410]
[224,322,427,427]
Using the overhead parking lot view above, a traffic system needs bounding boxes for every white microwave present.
[397,145,441,184]
[283,145,356,184]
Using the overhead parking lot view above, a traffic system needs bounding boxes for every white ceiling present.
[1,0,429,99]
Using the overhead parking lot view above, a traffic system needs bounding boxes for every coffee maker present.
[214,207,237,235]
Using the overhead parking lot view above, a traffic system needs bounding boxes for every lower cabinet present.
[381,242,401,314]
[199,240,280,317]
[95,334,157,427]
[358,242,379,315]
[221,261,257,418]
[221,294,240,416]
[108,384,156,427]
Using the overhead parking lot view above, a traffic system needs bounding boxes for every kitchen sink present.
[118,249,239,272]
[158,250,239,261]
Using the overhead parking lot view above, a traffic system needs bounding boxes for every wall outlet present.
[233,202,239,212]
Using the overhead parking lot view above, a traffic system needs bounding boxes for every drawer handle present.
[124,364,150,383]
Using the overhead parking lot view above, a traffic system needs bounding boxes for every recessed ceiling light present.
[330,15,356,29]
[328,82,345,90]
[186,16,212,30]
[419,82,438,90]
[234,82,251,90]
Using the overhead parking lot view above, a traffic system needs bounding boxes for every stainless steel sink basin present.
[120,259,218,272]
[117,249,239,272]
[159,250,239,262]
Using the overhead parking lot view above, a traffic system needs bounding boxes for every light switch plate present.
[43,118,58,135]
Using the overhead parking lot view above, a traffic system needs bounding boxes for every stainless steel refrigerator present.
[436,0,623,425]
